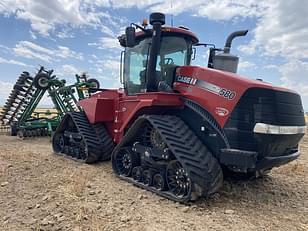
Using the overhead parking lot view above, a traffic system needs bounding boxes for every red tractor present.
[52,13,306,202]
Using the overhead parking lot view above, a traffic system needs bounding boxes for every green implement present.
[0,67,100,138]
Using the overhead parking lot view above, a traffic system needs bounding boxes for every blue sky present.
[0,1,307,109]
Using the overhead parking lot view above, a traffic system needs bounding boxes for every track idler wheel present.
[114,147,140,177]
[52,133,65,153]
[166,160,192,199]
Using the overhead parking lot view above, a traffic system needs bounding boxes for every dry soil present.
[0,134,307,231]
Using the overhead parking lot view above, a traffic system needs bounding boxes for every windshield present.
[124,36,192,95]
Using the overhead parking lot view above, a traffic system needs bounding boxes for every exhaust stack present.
[224,30,248,54]
[212,30,248,73]
[146,12,165,92]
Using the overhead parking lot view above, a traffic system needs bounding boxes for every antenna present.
[170,0,174,26]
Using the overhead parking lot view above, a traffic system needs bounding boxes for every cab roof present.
[118,26,199,47]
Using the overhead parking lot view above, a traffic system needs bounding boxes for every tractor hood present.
[173,66,303,127]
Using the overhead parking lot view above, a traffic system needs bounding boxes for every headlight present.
[253,123,306,135]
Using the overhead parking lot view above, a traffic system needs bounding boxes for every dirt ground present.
[0,134,307,231]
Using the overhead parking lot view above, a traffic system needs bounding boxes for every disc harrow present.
[0,72,36,128]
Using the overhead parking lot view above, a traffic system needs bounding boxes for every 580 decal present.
[175,75,237,100]
[219,88,236,100]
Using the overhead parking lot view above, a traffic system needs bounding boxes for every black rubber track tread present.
[112,115,223,202]
[53,112,104,163]
[92,123,114,161]
[149,115,223,197]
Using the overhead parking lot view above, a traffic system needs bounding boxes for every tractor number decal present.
[175,75,236,100]
[218,88,236,100]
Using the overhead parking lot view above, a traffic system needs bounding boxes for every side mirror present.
[125,26,136,48]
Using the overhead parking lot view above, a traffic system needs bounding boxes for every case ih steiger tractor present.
[52,13,306,202]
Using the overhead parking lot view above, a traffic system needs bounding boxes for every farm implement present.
[0,67,99,138]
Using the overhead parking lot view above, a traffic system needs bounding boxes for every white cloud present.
[280,60,308,96]
[13,41,83,63]
[0,0,125,38]
[242,1,308,59]
[264,64,279,70]
[0,80,13,105]
[238,60,256,71]
[97,58,120,73]
[88,36,122,52]
[100,25,116,37]
[238,42,257,55]
[235,1,308,109]
[57,46,84,60]
[0,0,270,39]
[279,60,308,110]
[61,64,79,74]
[92,56,120,78]
[54,64,83,81]
[88,55,121,85]
[86,0,269,21]
[56,29,74,39]
[13,41,54,63]
[0,56,28,66]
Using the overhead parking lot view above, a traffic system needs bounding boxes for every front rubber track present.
[112,115,223,202]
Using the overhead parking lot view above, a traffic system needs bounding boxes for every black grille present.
[223,88,305,151]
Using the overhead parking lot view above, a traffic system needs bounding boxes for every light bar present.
[253,123,306,135]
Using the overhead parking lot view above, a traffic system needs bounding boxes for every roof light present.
[142,19,148,28]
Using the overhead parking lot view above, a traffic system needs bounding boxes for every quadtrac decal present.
[175,75,236,100]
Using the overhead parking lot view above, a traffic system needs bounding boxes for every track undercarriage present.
[52,112,114,163]
[112,115,223,202]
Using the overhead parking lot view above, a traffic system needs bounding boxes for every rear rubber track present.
[92,123,114,161]
[53,112,110,163]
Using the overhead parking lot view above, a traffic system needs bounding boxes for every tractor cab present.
[118,13,198,95]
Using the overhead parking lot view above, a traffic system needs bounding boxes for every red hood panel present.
[174,66,297,127]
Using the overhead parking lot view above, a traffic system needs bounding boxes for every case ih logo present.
[176,76,197,85]
[215,107,229,117]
